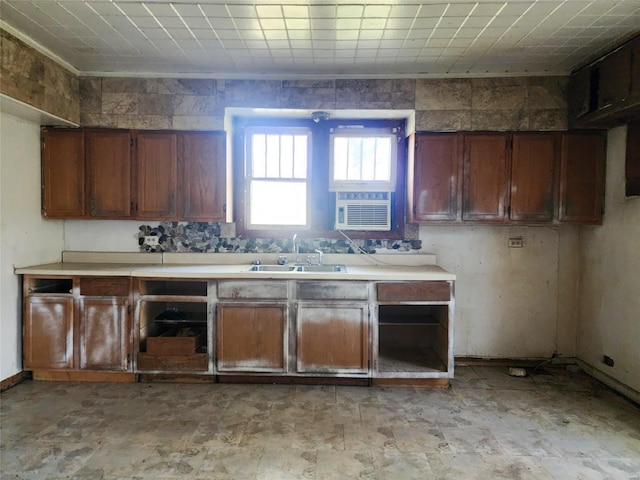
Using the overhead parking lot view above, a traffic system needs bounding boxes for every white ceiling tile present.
[417,4,448,17]
[158,17,187,28]
[263,29,288,40]
[256,5,282,18]
[288,30,311,40]
[129,16,161,28]
[439,17,466,28]
[310,18,336,29]
[282,5,309,18]
[336,5,363,18]
[309,5,336,18]
[239,29,265,40]
[336,40,357,49]
[362,18,387,29]
[463,16,494,28]
[444,3,476,17]
[260,18,286,29]
[336,29,359,40]
[184,17,211,30]
[244,39,268,48]
[382,29,407,40]
[359,30,383,40]
[430,28,460,39]
[312,30,335,40]
[385,17,415,29]
[336,18,361,29]
[143,3,176,17]
[226,4,257,18]
[267,39,290,49]
[139,27,169,39]
[216,29,241,40]
[233,18,262,30]
[286,18,310,29]
[290,40,312,49]
[363,5,391,17]
[207,17,235,29]
[389,4,420,18]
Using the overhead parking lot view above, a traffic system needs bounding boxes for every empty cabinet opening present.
[139,280,208,297]
[27,278,73,294]
[139,301,207,354]
[378,305,449,373]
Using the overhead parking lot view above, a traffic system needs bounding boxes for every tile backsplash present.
[138,222,421,254]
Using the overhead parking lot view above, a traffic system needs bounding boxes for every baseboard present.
[454,356,578,368]
[577,360,640,406]
[0,371,31,392]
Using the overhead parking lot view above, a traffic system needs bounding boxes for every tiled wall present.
[80,75,568,131]
[0,30,79,123]
[138,222,421,254]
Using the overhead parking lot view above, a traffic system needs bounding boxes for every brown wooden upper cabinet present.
[86,130,132,218]
[559,132,606,224]
[42,129,85,218]
[41,128,227,221]
[179,131,227,221]
[510,133,558,222]
[408,133,461,222]
[135,132,178,219]
[462,133,509,222]
[598,46,632,109]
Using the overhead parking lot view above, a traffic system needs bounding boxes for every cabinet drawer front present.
[80,277,130,297]
[297,281,368,300]
[217,280,288,300]
[377,281,450,302]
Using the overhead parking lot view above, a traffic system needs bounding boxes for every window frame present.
[244,125,313,230]
[233,116,407,240]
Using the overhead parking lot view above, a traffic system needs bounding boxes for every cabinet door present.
[410,133,460,222]
[79,297,130,371]
[631,36,640,98]
[462,134,509,221]
[42,129,85,218]
[598,46,632,109]
[568,67,592,121]
[217,304,287,372]
[86,130,132,218]
[559,132,606,223]
[23,297,74,369]
[296,303,369,374]
[510,133,558,222]
[179,132,226,221]
[135,132,178,219]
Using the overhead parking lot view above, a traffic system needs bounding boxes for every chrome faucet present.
[292,234,300,264]
[315,249,324,266]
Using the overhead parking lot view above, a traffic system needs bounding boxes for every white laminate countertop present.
[15,252,455,281]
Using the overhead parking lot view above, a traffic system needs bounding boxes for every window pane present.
[252,134,266,177]
[347,138,362,180]
[250,180,307,226]
[332,135,393,182]
[333,137,348,180]
[265,135,281,177]
[293,135,308,179]
[280,135,294,178]
[374,138,391,180]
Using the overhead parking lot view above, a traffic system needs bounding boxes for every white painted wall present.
[64,220,141,252]
[577,126,640,394]
[0,110,64,381]
[420,225,579,359]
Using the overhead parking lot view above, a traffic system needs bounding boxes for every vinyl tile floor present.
[1,367,639,479]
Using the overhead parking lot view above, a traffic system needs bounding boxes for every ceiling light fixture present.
[311,111,330,123]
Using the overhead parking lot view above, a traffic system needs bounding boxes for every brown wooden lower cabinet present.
[79,297,130,371]
[23,276,454,385]
[296,303,369,374]
[23,296,74,370]
[217,303,288,373]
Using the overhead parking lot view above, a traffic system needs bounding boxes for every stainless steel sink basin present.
[297,265,347,272]
[245,264,346,273]
[246,265,298,272]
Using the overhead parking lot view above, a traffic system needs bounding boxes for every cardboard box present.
[146,328,205,356]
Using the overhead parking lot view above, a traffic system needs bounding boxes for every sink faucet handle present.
[277,255,288,265]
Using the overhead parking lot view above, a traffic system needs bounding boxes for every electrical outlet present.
[508,236,524,248]
[144,236,159,246]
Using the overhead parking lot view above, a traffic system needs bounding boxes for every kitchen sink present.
[297,265,347,272]
[245,264,346,273]
[246,265,298,272]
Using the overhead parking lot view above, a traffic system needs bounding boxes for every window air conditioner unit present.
[335,191,391,231]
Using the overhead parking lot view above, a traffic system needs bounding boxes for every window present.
[330,129,397,191]
[235,117,406,238]
[245,127,311,229]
